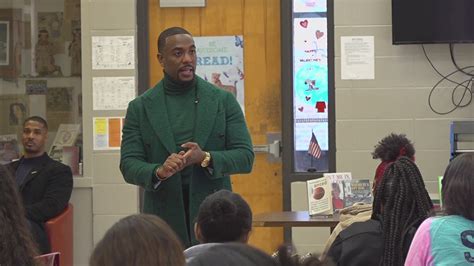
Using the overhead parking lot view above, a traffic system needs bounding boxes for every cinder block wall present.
[334,0,473,187]
[293,0,474,255]
[81,0,138,264]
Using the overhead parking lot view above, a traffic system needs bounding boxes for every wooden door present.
[148,0,283,253]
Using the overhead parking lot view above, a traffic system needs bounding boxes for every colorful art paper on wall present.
[194,36,245,113]
[292,3,330,172]
[93,117,124,150]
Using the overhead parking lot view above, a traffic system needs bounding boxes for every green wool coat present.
[120,76,254,246]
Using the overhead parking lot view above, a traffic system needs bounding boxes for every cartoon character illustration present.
[234,36,243,48]
[211,73,237,97]
[305,79,319,91]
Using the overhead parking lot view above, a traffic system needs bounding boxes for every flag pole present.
[308,154,317,172]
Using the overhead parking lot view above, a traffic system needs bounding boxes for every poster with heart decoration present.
[293,17,328,152]
[293,0,326,13]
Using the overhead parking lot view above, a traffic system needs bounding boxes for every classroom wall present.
[334,0,473,193]
[74,0,473,262]
[292,0,474,255]
[76,0,139,265]
[148,0,283,253]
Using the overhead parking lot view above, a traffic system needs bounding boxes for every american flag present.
[308,132,322,158]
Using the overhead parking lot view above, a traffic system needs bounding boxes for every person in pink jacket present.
[405,153,474,266]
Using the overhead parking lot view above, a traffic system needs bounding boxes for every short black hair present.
[442,153,474,220]
[195,189,252,243]
[23,116,48,130]
[157,27,192,53]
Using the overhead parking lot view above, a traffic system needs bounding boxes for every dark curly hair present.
[0,165,39,265]
[372,133,415,161]
[371,157,433,266]
[195,189,252,243]
[372,134,416,189]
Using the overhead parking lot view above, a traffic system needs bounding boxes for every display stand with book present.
[324,172,352,212]
[306,176,333,216]
[48,124,81,174]
[342,179,372,207]
[307,175,373,216]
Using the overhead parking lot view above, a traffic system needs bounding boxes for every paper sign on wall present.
[93,77,136,110]
[341,36,375,80]
[92,36,135,70]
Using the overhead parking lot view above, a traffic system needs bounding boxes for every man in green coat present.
[120,27,254,247]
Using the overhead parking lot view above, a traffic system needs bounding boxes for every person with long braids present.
[0,165,39,265]
[405,153,474,265]
[321,133,416,258]
[326,157,433,266]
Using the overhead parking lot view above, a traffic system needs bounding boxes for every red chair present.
[45,203,73,266]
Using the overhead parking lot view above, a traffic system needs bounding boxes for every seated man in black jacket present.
[8,116,73,254]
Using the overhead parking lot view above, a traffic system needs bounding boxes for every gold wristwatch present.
[200,152,211,167]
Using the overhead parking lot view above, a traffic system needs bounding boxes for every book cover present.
[49,124,81,160]
[324,172,352,211]
[306,176,333,216]
[342,179,373,207]
[50,124,81,150]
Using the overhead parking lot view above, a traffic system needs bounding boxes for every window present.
[0,0,82,175]
[281,0,335,212]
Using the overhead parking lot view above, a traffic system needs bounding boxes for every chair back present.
[45,203,73,266]
[35,252,60,266]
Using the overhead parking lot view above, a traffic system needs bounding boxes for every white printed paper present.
[93,77,136,110]
[341,36,375,80]
[92,36,135,69]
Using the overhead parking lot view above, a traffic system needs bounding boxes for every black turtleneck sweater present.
[163,73,197,185]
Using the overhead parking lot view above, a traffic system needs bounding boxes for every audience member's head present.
[372,133,415,189]
[442,153,474,220]
[187,242,278,266]
[195,189,252,243]
[371,156,432,266]
[89,214,185,266]
[0,165,38,265]
[22,116,49,158]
